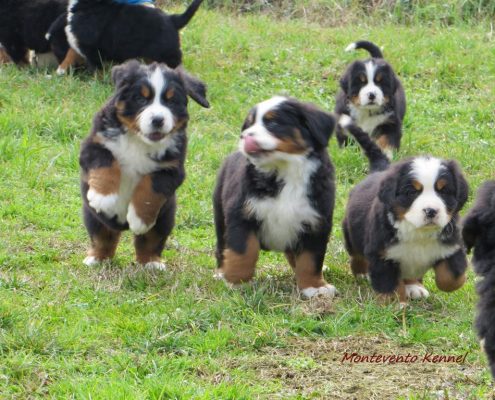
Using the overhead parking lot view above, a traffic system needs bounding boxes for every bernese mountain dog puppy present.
[213,96,337,298]
[55,0,204,75]
[335,41,406,159]
[462,181,495,379]
[79,60,208,269]
[0,0,68,66]
[339,116,468,304]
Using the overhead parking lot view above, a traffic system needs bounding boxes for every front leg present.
[434,249,467,292]
[80,142,121,217]
[368,254,401,295]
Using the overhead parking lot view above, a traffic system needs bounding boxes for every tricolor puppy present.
[462,181,495,379]
[213,96,337,298]
[335,40,406,159]
[0,0,68,66]
[80,60,209,269]
[56,0,204,75]
[340,116,468,304]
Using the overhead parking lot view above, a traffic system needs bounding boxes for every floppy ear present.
[111,59,142,88]
[339,72,349,93]
[447,160,469,211]
[378,170,398,205]
[177,68,210,108]
[300,103,336,149]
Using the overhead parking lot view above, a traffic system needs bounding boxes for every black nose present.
[368,93,376,101]
[151,116,164,129]
[424,208,438,219]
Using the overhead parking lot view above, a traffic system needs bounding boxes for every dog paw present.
[56,66,66,76]
[301,284,337,299]
[87,189,118,215]
[213,270,225,280]
[144,261,167,271]
[405,283,429,299]
[355,273,370,282]
[127,204,155,235]
[83,256,101,266]
[338,114,353,129]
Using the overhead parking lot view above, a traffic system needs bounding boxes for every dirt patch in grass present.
[231,335,487,399]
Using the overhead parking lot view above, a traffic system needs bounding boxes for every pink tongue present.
[244,136,261,153]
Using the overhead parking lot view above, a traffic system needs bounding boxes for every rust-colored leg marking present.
[130,175,167,226]
[350,255,369,276]
[0,47,11,64]
[285,251,296,270]
[219,234,260,284]
[397,280,407,304]
[57,47,84,74]
[88,162,121,195]
[294,251,327,290]
[134,228,165,265]
[435,261,466,292]
[88,226,121,261]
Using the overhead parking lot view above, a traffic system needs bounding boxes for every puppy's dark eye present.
[133,93,148,105]
[404,181,422,196]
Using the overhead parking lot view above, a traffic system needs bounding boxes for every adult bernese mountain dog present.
[0,0,68,66]
[213,96,337,298]
[79,60,208,269]
[339,116,468,304]
[335,41,406,159]
[55,0,204,75]
[462,181,495,379]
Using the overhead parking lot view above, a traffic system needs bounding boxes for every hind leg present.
[83,204,121,266]
[134,201,175,271]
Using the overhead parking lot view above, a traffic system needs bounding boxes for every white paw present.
[87,189,118,215]
[145,261,166,271]
[213,270,225,280]
[383,147,394,160]
[56,66,66,76]
[127,204,154,235]
[405,283,430,299]
[83,256,101,266]
[338,114,353,129]
[301,284,337,299]
[355,273,370,281]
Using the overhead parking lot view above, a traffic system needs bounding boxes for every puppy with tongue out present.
[213,96,337,298]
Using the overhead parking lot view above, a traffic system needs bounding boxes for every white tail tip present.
[345,42,357,52]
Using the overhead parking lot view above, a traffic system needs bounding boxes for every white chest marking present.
[385,220,459,279]
[349,104,392,135]
[245,157,321,251]
[101,132,176,223]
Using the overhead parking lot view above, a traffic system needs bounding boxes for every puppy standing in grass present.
[340,116,468,304]
[335,41,406,159]
[79,60,209,269]
[213,96,337,298]
[462,181,495,379]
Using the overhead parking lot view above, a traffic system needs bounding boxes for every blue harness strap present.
[113,0,155,4]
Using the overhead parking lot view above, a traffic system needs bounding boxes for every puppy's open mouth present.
[243,136,273,156]
[147,132,167,142]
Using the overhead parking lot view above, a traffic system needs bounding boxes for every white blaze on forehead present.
[254,96,287,123]
[365,61,377,83]
[358,61,384,107]
[149,67,166,102]
[410,157,443,185]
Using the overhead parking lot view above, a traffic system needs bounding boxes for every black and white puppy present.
[56,0,203,75]
[0,0,68,66]
[462,181,495,379]
[340,116,468,304]
[79,60,208,269]
[213,96,337,298]
[335,41,406,159]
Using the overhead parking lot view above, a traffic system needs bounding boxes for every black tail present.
[338,116,389,173]
[346,40,383,59]
[171,0,204,30]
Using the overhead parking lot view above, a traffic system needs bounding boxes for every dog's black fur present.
[462,181,495,379]
[213,97,337,296]
[79,60,208,267]
[61,0,203,71]
[335,40,406,157]
[341,120,468,299]
[0,0,68,64]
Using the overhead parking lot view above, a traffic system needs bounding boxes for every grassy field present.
[1,6,495,399]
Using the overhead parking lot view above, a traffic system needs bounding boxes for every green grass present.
[1,8,495,399]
